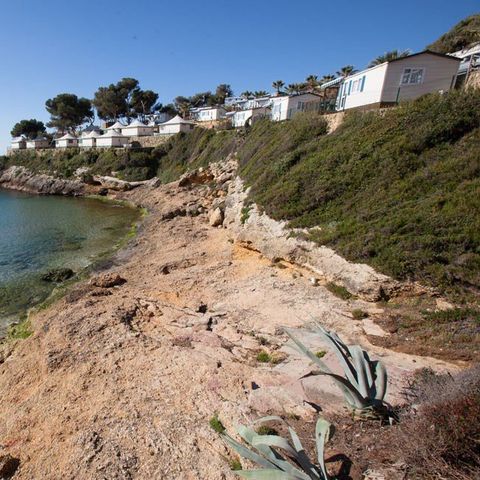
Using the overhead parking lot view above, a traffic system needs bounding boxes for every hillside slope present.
[238,90,480,300]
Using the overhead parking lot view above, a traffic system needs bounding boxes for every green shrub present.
[325,282,353,300]
[7,318,32,340]
[352,309,369,320]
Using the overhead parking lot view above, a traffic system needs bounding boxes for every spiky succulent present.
[286,324,388,413]
[222,416,332,479]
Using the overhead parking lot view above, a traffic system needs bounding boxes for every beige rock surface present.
[0,166,458,479]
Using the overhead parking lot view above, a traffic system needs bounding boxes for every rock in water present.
[41,268,75,283]
[209,207,224,227]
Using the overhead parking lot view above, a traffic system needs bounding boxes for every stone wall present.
[129,135,172,148]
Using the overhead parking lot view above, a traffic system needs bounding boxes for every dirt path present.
[0,179,457,479]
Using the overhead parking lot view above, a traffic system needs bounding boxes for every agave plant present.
[286,325,388,413]
[222,415,333,479]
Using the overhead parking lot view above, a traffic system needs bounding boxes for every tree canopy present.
[45,94,93,133]
[11,119,46,139]
[92,78,160,123]
[427,14,480,54]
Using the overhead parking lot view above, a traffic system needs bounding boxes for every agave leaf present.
[373,360,387,401]
[234,469,306,479]
[314,324,359,389]
[285,329,334,371]
[237,425,310,478]
[362,351,374,393]
[252,436,297,457]
[350,346,370,399]
[253,416,285,425]
[315,418,332,480]
[288,427,322,480]
[222,434,277,469]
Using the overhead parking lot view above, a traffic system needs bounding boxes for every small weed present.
[229,458,242,471]
[315,350,327,358]
[256,350,285,365]
[352,309,369,320]
[209,414,225,434]
[256,425,279,436]
[240,205,252,224]
[326,282,354,300]
[258,336,269,346]
[256,351,271,363]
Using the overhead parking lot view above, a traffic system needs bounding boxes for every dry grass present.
[398,366,480,479]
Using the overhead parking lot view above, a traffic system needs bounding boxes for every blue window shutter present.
[360,75,366,92]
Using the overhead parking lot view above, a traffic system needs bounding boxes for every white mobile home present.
[10,137,26,150]
[96,130,129,148]
[55,133,79,148]
[230,106,270,128]
[336,51,460,111]
[157,115,195,135]
[80,130,101,148]
[270,93,322,121]
[26,137,50,149]
[121,119,154,137]
[190,106,226,122]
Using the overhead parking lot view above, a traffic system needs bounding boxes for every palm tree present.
[336,65,357,77]
[286,83,303,95]
[320,74,335,85]
[368,49,411,67]
[272,80,285,94]
[305,75,319,91]
[254,90,268,98]
[241,90,253,98]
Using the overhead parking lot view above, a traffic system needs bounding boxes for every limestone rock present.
[209,207,224,227]
[90,273,126,288]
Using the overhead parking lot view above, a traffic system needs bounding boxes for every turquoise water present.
[0,189,139,327]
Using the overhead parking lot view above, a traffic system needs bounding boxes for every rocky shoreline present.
[0,162,458,479]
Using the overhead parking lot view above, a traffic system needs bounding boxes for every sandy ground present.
[0,179,457,479]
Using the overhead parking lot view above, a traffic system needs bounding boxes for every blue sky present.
[0,0,477,153]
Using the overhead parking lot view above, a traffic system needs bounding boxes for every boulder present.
[209,207,224,227]
[41,268,75,283]
[90,273,126,288]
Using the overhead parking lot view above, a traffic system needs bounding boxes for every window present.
[401,68,424,85]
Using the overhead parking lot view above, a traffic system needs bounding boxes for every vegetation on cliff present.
[238,90,480,300]
[427,14,480,53]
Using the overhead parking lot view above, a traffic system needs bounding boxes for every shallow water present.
[0,189,139,326]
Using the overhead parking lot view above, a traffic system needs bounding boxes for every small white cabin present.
[335,51,460,111]
[107,121,126,132]
[80,130,101,148]
[26,137,50,149]
[270,93,322,121]
[230,106,270,128]
[10,137,26,150]
[55,133,79,148]
[121,119,154,137]
[96,130,129,148]
[191,106,226,122]
[157,115,195,135]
